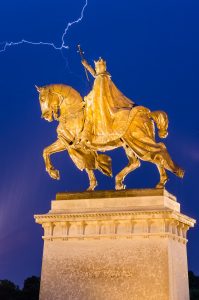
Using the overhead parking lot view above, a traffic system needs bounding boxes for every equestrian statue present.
[36,46,184,190]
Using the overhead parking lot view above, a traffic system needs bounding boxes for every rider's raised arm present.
[82,59,96,77]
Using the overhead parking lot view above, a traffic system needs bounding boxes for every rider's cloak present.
[81,61,135,144]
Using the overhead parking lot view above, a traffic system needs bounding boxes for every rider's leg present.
[85,169,98,191]
[115,144,140,190]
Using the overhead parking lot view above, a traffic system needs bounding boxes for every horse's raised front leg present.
[85,169,98,191]
[115,145,140,190]
[43,139,65,180]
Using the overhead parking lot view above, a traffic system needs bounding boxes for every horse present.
[36,83,184,190]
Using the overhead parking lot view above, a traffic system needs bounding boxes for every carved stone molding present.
[34,189,195,243]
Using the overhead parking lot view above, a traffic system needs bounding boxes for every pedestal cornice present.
[34,189,195,243]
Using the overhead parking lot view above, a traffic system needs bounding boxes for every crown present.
[94,57,106,67]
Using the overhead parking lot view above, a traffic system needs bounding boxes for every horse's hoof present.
[177,168,185,178]
[87,185,96,191]
[49,169,60,180]
[155,183,164,189]
[115,182,126,190]
[87,181,97,191]
[87,187,94,191]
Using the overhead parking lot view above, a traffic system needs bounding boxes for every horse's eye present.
[40,97,45,102]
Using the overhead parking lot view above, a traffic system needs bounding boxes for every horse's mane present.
[45,83,83,99]
[43,84,84,110]
[43,83,72,95]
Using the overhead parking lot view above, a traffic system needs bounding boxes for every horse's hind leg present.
[163,151,184,178]
[85,169,98,191]
[115,145,140,190]
[151,150,184,188]
[155,164,168,189]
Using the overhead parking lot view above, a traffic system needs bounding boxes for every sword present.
[77,44,90,82]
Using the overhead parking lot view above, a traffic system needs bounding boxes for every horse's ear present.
[35,85,41,92]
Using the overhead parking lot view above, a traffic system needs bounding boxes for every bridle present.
[42,88,70,120]
[50,86,72,106]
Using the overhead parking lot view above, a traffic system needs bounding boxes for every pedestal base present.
[35,189,195,300]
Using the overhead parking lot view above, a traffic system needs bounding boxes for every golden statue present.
[36,51,184,191]
[79,57,134,145]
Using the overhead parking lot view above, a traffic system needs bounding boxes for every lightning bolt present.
[0,0,88,53]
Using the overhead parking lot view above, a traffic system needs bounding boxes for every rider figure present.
[80,57,135,145]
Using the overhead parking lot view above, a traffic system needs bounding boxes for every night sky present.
[0,0,198,287]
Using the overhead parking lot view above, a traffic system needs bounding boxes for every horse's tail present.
[149,111,168,138]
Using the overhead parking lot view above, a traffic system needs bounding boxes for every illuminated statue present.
[36,84,112,191]
[36,57,184,190]
[79,57,135,144]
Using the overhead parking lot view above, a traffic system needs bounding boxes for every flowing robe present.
[81,60,136,144]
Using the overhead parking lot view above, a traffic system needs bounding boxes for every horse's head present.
[36,85,60,122]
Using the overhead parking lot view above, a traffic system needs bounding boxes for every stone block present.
[35,189,195,300]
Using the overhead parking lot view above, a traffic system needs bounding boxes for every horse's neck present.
[59,86,84,118]
[57,86,85,138]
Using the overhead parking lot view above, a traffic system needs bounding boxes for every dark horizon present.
[0,0,198,287]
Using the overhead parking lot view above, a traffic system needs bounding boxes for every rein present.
[45,87,71,120]
[48,86,85,123]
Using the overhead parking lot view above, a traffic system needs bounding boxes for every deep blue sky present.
[0,0,198,287]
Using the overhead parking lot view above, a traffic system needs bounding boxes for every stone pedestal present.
[34,189,195,300]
